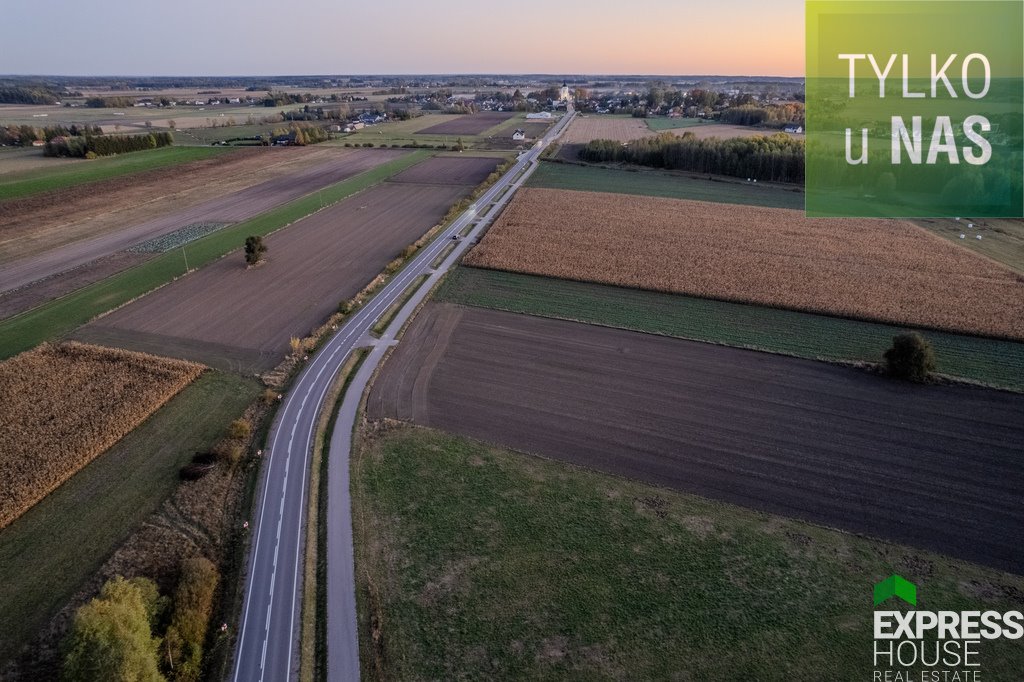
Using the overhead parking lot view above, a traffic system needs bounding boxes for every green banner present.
[806,1,1023,217]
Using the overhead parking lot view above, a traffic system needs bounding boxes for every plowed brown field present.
[465,188,1024,340]
[76,157,489,371]
[367,303,1024,573]
[415,112,516,136]
[0,342,203,529]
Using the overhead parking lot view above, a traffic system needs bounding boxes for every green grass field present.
[915,217,1024,274]
[527,161,805,209]
[436,267,1024,392]
[0,370,259,662]
[353,425,1024,680]
[173,123,282,146]
[645,117,717,131]
[0,145,234,201]
[0,150,432,360]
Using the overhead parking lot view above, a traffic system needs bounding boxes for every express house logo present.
[872,575,1023,681]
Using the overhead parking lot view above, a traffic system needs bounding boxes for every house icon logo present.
[873,574,917,607]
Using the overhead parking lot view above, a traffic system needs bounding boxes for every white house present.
[511,129,526,141]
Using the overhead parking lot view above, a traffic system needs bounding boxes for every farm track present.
[368,303,1024,574]
[75,157,497,372]
[0,148,407,292]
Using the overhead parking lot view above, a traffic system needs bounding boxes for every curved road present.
[232,108,574,682]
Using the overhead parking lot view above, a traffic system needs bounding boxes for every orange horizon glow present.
[3,0,806,77]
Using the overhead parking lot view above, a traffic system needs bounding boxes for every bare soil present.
[0,252,152,321]
[415,112,517,136]
[75,162,486,372]
[388,156,499,186]
[368,303,1024,574]
[0,148,408,293]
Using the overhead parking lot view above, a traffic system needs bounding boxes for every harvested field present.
[0,148,407,294]
[388,155,499,186]
[76,165,482,371]
[0,252,152,321]
[0,342,203,529]
[367,304,1024,573]
[415,111,516,136]
[465,188,1024,340]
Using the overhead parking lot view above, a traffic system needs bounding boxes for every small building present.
[511,129,526,141]
[559,82,571,102]
[526,111,552,119]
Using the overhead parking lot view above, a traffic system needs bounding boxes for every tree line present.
[719,103,804,127]
[44,132,174,158]
[579,132,805,183]
[85,96,138,108]
[0,84,67,104]
[1,123,103,146]
[62,557,219,682]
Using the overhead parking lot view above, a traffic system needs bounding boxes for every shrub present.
[243,235,266,266]
[179,463,215,481]
[884,332,936,382]
[215,442,244,467]
[227,419,251,440]
[162,557,219,682]
[63,577,165,682]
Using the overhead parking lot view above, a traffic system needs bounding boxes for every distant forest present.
[0,85,69,105]
[579,132,805,183]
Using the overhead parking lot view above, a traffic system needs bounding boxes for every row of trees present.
[85,96,137,108]
[63,558,220,682]
[1,123,104,146]
[719,103,804,127]
[45,132,174,158]
[579,132,805,183]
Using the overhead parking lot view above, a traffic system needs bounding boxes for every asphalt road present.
[231,109,574,682]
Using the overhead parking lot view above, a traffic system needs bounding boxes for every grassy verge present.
[436,267,1024,392]
[0,371,260,662]
[371,275,430,337]
[0,150,432,360]
[353,424,1024,680]
[526,160,804,209]
[0,146,234,201]
[299,349,368,682]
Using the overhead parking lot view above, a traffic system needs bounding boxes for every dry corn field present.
[0,343,204,529]
[465,188,1024,340]
[559,116,659,144]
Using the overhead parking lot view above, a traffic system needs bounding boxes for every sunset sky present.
[5,0,804,76]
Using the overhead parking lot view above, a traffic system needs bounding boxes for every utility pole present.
[182,246,189,272]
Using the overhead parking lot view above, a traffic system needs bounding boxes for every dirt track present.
[415,112,516,136]
[76,166,485,372]
[368,304,1024,574]
[0,149,408,294]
